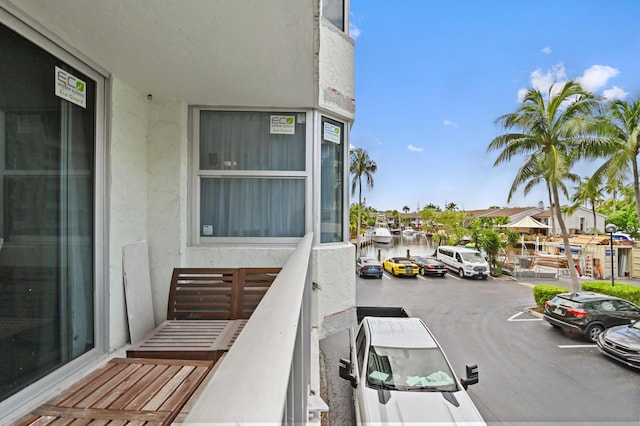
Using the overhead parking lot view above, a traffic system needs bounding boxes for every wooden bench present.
[126,267,280,361]
[15,357,212,426]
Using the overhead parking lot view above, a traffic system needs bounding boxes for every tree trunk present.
[552,185,580,291]
[633,158,640,229]
[356,176,362,258]
[546,184,555,236]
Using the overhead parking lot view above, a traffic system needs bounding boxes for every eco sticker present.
[323,122,341,143]
[270,115,296,134]
[55,66,86,108]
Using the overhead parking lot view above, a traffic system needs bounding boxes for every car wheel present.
[482,275,488,280]
[586,324,605,342]
[440,273,446,277]
[459,268,464,278]
[420,267,425,275]
[392,269,397,277]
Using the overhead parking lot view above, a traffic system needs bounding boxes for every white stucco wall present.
[146,99,189,325]
[108,77,149,349]
[314,243,355,338]
[318,19,355,120]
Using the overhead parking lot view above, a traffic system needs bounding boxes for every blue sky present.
[348,1,640,212]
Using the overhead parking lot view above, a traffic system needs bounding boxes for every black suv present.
[543,291,640,342]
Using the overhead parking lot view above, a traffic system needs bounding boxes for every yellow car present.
[383,257,419,277]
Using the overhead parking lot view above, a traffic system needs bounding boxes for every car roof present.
[390,256,411,261]
[364,317,437,349]
[557,291,619,302]
[438,245,479,253]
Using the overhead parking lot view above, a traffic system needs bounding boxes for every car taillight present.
[545,301,552,307]
[426,265,435,269]
[566,308,587,318]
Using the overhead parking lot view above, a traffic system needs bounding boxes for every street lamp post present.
[605,223,618,287]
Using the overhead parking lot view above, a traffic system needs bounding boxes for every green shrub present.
[581,281,640,305]
[532,285,569,310]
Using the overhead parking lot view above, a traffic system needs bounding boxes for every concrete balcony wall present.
[318,18,355,121]
[109,77,149,349]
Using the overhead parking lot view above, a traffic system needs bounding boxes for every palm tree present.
[488,81,606,291]
[603,172,624,213]
[569,175,603,234]
[402,205,410,213]
[350,148,377,253]
[598,98,640,222]
[504,154,579,236]
[445,202,458,211]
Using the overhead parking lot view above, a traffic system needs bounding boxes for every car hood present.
[361,386,485,425]
[603,325,640,348]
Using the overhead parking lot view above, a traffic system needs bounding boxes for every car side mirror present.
[460,364,479,390]
[339,358,358,388]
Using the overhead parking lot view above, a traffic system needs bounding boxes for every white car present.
[339,314,485,425]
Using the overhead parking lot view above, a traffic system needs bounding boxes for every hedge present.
[581,281,640,306]
[532,281,640,309]
[532,285,569,310]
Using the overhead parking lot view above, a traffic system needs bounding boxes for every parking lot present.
[320,271,640,425]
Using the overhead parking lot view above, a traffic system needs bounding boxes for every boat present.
[402,228,416,237]
[371,213,393,244]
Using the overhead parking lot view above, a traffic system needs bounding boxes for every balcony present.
[17,233,321,425]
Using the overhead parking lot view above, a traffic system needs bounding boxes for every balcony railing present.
[181,232,314,424]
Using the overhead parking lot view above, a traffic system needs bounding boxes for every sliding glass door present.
[0,22,96,401]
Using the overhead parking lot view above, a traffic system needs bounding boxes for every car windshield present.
[461,252,485,262]
[366,346,458,392]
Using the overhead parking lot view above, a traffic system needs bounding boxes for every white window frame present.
[321,0,350,33]
[190,107,312,245]
[314,111,350,245]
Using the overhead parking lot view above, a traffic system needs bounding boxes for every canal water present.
[358,234,437,260]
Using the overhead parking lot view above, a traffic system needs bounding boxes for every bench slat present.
[15,358,212,426]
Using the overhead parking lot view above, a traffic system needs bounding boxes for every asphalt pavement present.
[319,273,640,425]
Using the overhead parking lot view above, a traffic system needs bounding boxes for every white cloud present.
[516,87,528,103]
[350,22,361,39]
[541,46,552,54]
[576,65,619,92]
[407,144,423,152]
[530,63,567,93]
[603,86,628,101]
[443,120,458,127]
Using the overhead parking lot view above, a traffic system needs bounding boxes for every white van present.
[436,245,490,279]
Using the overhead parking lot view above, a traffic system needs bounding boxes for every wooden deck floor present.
[15,358,212,426]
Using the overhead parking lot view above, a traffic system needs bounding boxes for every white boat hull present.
[372,228,392,244]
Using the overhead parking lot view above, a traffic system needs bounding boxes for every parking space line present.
[417,275,426,280]
[558,344,597,348]
[508,312,542,322]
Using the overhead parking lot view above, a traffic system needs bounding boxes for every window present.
[195,110,307,240]
[0,22,98,402]
[322,0,345,31]
[320,117,344,243]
